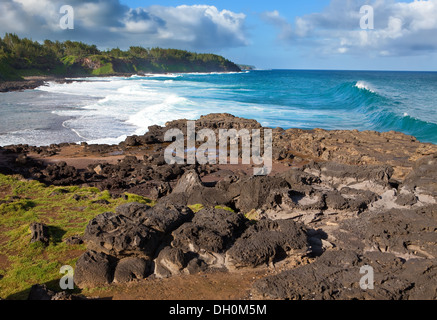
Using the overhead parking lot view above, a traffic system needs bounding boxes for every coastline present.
[0,78,47,93]
[2,113,437,178]
[0,76,80,93]
[3,70,437,147]
[0,70,248,93]
[1,113,436,300]
[2,0,437,302]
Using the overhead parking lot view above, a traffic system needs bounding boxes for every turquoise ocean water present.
[1,70,436,146]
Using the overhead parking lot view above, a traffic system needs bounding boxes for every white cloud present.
[0,0,248,51]
[260,10,293,40]
[116,5,248,49]
[262,0,437,57]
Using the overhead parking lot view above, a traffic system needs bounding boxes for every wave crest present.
[355,81,376,93]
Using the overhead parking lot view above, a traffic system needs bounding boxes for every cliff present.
[0,34,241,82]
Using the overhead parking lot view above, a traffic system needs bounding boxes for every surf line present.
[164,121,273,176]
[62,120,88,141]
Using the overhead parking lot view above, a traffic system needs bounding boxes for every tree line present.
[0,33,240,80]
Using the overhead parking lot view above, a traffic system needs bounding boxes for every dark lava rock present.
[116,202,194,233]
[29,222,49,245]
[124,135,142,147]
[15,154,29,166]
[141,204,194,234]
[280,169,321,186]
[157,192,190,208]
[252,250,437,300]
[83,211,162,258]
[171,208,247,254]
[324,191,349,210]
[136,180,172,199]
[304,162,394,187]
[172,170,203,194]
[252,250,365,300]
[84,203,193,258]
[0,80,45,93]
[27,284,87,301]
[114,202,151,220]
[28,284,56,300]
[28,284,85,300]
[114,257,150,283]
[226,219,308,268]
[403,153,437,196]
[163,113,262,135]
[288,190,326,211]
[168,170,232,208]
[51,291,86,301]
[361,205,437,259]
[64,235,84,245]
[154,247,186,278]
[74,250,116,289]
[84,144,114,154]
[186,258,208,275]
[334,187,378,212]
[395,192,418,206]
[42,161,80,185]
[92,199,110,205]
[232,176,290,213]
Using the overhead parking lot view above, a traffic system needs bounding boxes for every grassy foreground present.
[0,173,155,299]
[0,174,237,300]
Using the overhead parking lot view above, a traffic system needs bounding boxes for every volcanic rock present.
[83,211,162,258]
[74,251,116,289]
[402,153,437,197]
[226,219,308,269]
[27,284,85,300]
[113,257,150,283]
[171,208,247,254]
[29,222,49,245]
[154,247,186,278]
[252,250,437,300]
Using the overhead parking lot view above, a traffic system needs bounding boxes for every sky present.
[1,0,437,71]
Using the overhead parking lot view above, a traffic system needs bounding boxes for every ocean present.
[1,70,437,146]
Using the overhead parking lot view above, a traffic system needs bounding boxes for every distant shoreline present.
[0,70,250,93]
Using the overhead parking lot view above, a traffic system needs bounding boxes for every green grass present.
[188,204,204,213]
[124,193,155,205]
[0,174,154,299]
[214,206,235,213]
[61,55,77,66]
[91,63,115,76]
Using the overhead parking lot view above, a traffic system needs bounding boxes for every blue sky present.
[119,0,338,69]
[2,0,437,71]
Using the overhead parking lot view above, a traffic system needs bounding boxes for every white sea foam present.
[355,81,376,93]
[11,75,377,146]
[0,128,78,147]
[35,76,212,144]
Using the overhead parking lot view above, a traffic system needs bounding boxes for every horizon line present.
[252,68,437,73]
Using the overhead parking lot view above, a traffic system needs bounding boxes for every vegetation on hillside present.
[238,64,256,71]
[0,34,241,81]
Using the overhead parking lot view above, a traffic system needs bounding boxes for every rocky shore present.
[0,76,79,93]
[1,113,437,300]
[0,79,45,93]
